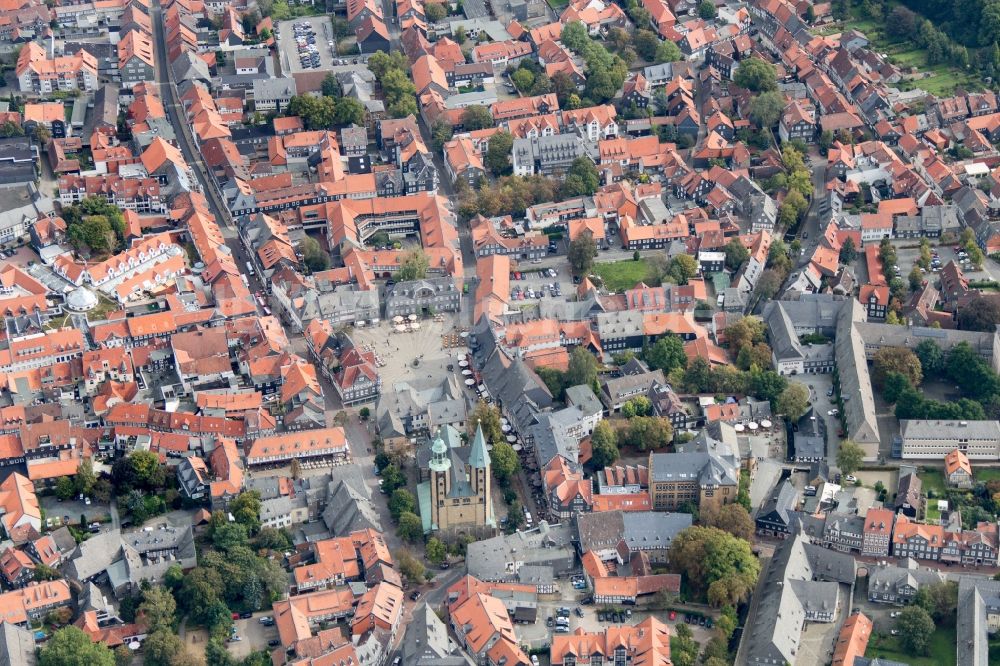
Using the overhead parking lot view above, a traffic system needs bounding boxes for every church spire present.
[429,429,451,473]
[469,422,491,469]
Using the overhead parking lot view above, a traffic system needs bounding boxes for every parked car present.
[668,611,676,621]
[239,611,252,619]
[409,591,421,601]
[574,607,584,617]
[268,639,281,647]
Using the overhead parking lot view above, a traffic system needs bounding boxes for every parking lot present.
[893,238,989,282]
[276,16,338,74]
[515,580,717,651]
[227,612,280,658]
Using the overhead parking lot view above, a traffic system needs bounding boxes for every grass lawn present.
[918,468,947,497]
[976,468,1000,483]
[925,501,941,522]
[90,294,120,319]
[592,259,657,292]
[866,625,956,666]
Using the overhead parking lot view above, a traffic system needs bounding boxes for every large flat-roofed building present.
[899,420,1000,459]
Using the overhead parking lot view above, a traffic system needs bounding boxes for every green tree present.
[726,317,764,356]
[287,94,337,129]
[142,629,189,666]
[396,549,425,583]
[698,0,717,19]
[568,230,597,276]
[255,526,293,552]
[470,401,504,447]
[670,526,760,606]
[562,157,600,196]
[908,265,923,291]
[55,475,75,501]
[397,512,423,543]
[567,347,600,388]
[461,105,494,130]
[112,450,165,491]
[389,488,417,521]
[589,420,619,469]
[321,73,341,98]
[367,50,408,79]
[74,457,96,496]
[671,623,699,666]
[836,440,865,475]
[0,120,24,137]
[646,335,686,374]
[379,463,406,495]
[839,236,857,264]
[397,249,429,281]
[426,537,447,564]
[300,235,330,272]
[510,68,534,92]
[68,215,115,255]
[212,522,250,551]
[896,605,935,656]
[139,586,177,633]
[230,491,263,533]
[621,416,673,451]
[634,29,660,61]
[749,90,783,129]
[724,238,749,270]
[776,382,810,421]
[958,294,1000,332]
[490,441,520,484]
[701,503,754,541]
[667,254,699,284]
[915,339,944,377]
[485,130,514,176]
[912,581,958,622]
[749,368,787,406]
[655,40,682,64]
[425,1,446,21]
[733,57,777,92]
[39,627,115,666]
[430,120,453,152]
[333,97,365,126]
[872,347,922,388]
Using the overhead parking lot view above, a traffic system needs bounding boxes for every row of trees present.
[456,157,599,220]
[287,92,364,130]
[879,340,1000,420]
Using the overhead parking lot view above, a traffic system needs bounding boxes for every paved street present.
[150,0,266,297]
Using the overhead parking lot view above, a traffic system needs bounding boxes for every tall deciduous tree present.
[776,382,810,422]
[589,420,619,469]
[646,335,686,374]
[40,627,115,666]
[733,57,777,92]
[490,441,520,483]
[669,526,760,606]
[836,440,864,475]
[485,130,514,176]
[872,347,922,388]
[568,230,597,276]
[567,347,600,388]
[896,605,935,656]
[397,249,429,281]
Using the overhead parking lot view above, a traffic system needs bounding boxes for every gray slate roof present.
[957,576,1000,666]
